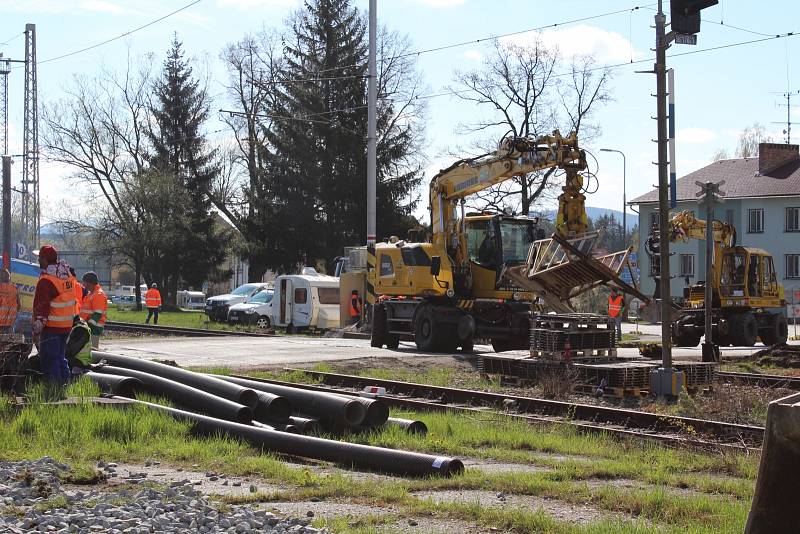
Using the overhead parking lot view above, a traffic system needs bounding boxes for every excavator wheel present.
[672,330,701,348]
[491,339,516,353]
[385,334,400,350]
[414,304,441,352]
[760,313,789,346]
[460,340,474,353]
[732,312,758,347]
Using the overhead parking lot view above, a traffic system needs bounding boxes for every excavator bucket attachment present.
[746,391,800,533]
[504,231,650,312]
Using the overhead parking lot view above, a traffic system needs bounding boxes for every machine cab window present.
[721,252,746,297]
[467,220,497,267]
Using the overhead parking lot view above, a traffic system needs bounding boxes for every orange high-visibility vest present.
[145,288,162,308]
[608,295,624,318]
[80,285,107,326]
[0,282,18,327]
[74,280,84,315]
[41,273,77,329]
[349,295,360,318]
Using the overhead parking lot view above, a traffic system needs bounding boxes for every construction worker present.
[349,289,362,325]
[32,245,76,385]
[80,271,107,348]
[608,287,626,340]
[0,268,20,336]
[145,283,162,325]
[69,267,85,316]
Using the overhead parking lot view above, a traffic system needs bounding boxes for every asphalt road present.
[100,321,777,369]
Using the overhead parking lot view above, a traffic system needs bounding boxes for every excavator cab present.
[463,214,543,299]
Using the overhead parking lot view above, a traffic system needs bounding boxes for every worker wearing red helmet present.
[32,244,76,385]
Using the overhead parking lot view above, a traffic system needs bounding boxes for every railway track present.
[717,370,800,390]
[231,370,764,451]
[104,321,275,338]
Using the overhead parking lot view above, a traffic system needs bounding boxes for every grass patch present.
[0,377,758,533]
[34,494,69,512]
[107,307,259,333]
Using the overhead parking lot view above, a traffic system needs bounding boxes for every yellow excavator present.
[369,130,600,352]
[664,211,787,347]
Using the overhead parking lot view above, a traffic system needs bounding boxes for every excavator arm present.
[667,210,736,247]
[429,130,587,256]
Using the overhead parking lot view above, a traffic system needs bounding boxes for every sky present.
[1,0,799,230]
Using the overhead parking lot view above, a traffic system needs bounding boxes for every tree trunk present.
[134,262,143,312]
[521,177,530,217]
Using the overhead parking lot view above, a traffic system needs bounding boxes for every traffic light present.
[671,0,719,34]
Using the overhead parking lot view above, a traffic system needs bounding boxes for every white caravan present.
[272,268,340,332]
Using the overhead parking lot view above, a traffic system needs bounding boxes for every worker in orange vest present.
[349,289,362,326]
[80,271,107,349]
[70,267,85,316]
[0,268,20,336]
[32,245,76,385]
[608,287,626,341]
[145,283,162,325]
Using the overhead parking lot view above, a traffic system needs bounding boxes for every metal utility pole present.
[22,23,39,258]
[366,0,376,247]
[599,148,627,240]
[697,180,724,363]
[648,0,683,398]
[2,156,9,269]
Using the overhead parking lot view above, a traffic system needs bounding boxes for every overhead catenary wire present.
[38,0,204,65]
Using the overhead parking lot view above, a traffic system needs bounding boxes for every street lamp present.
[599,148,627,242]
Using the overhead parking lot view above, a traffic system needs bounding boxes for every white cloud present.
[676,127,716,144]
[463,49,483,62]
[416,0,466,6]
[216,0,298,8]
[502,24,637,64]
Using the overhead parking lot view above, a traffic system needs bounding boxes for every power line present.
[0,32,23,48]
[642,6,775,37]
[398,30,800,104]
[39,0,204,65]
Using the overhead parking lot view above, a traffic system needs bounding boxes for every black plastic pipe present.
[386,417,428,435]
[92,352,259,409]
[253,420,299,434]
[121,397,464,477]
[287,416,322,435]
[86,372,142,398]
[96,366,253,424]
[211,375,366,427]
[251,391,291,423]
[351,397,389,427]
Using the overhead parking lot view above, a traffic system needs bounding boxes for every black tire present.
[386,334,400,349]
[414,304,440,352]
[460,340,474,353]
[371,304,388,348]
[254,315,271,329]
[672,329,701,347]
[760,313,789,346]
[732,313,758,347]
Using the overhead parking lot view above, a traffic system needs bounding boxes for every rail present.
[104,321,276,338]
[717,370,800,391]
[233,370,764,451]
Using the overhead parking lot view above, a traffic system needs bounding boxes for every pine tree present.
[263,0,422,272]
[148,36,227,300]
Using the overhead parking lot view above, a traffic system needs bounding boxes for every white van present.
[272,268,340,332]
[177,290,206,310]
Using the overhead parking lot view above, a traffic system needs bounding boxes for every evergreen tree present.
[148,36,227,300]
[264,0,422,272]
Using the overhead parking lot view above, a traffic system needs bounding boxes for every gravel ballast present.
[0,457,327,533]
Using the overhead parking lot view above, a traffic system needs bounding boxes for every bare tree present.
[448,37,611,215]
[736,122,772,158]
[41,52,155,308]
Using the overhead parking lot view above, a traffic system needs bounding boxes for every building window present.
[786,207,800,232]
[748,209,764,233]
[787,255,800,279]
[680,254,695,277]
[725,209,734,226]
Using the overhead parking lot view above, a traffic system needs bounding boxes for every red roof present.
[630,157,800,204]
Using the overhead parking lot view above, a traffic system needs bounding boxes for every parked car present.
[227,289,274,327]
[116,295,146,311]
[177,290,206,310]
[204,282,271,322]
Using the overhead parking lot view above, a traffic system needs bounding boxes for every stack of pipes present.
[87,352,459,478]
